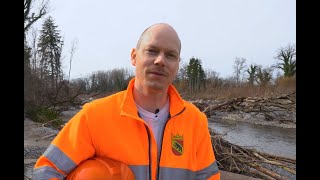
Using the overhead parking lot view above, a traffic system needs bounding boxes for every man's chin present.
[146,82,166,91]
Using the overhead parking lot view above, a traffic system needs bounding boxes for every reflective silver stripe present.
[159,167,195,180]
[196,161,219,180]
[128,165,149,180]
[159,161,219,180]
[43,144,77,174]
[32,166,66,180]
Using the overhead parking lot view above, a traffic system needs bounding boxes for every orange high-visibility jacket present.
[33,78,220,180]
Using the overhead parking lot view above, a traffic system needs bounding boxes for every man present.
[33,23,220,180]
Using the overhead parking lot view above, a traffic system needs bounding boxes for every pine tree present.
[186,57,206,93]
[37,16,64,90]
[247,64,258,86]
[256,66,273,87]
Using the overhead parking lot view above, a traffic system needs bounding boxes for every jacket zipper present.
[156,107,186,180]
[144,124,152,180]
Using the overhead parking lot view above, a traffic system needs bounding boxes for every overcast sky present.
[30,0,296,79]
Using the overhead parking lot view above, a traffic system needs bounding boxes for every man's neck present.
[133,86,168,114]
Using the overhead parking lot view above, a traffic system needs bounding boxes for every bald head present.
[136,23,181,53]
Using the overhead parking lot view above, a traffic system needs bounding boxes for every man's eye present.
[167,54,177,59]
[147,49,157,54]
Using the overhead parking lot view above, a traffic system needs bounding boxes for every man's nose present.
[154,53,166,66]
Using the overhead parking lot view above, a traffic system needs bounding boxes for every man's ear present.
[130,48,137,66]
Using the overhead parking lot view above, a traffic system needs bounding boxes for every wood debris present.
[192,91,296,124]
[210,128,295,180]
[191,92,297,179]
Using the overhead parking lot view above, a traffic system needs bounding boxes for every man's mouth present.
[150,71,166,76]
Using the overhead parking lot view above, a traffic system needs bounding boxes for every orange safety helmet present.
[66,157,135,180]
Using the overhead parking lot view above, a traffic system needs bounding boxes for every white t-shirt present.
[136,99,170,161]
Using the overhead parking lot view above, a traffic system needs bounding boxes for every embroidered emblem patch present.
[171,134,184,156]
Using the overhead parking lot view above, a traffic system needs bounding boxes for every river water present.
[208,118,296,160]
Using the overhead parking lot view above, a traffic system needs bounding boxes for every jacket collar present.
[120,78,186,118]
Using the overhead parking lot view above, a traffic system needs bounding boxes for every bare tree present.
[233,57,247,86]
[274,43,296,77]
[30,28,38,74]
[24,0,50,34]
[176,60,188,81]
[24,0,50,104]
[205,68,221,88]
[68,39,78,82]
[110,68,133,91]
[70,78,88,92]
[173,60,188,90]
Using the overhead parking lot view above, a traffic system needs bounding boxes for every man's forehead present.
[141,30,180,51]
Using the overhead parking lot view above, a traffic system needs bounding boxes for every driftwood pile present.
[192,91,296,124]
[190,92,296,179]
[210,128,296,180]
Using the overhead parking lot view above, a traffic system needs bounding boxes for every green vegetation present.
[25,107,64,130]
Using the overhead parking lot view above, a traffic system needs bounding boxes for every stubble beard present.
[145,78,167,92]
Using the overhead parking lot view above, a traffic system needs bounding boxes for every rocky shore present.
[24,118,57,179]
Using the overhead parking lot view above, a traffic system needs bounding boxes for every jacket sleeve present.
[32,104,95,180]
[195,113,220,180]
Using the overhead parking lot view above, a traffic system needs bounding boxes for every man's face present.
[131,25,180,92]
